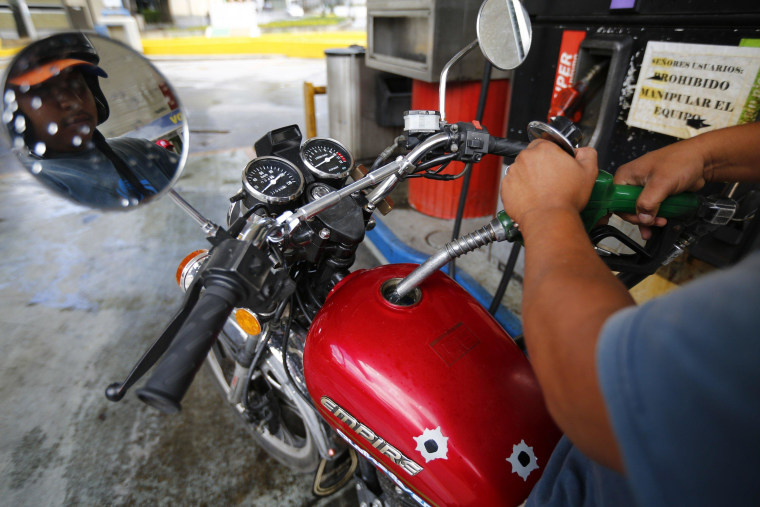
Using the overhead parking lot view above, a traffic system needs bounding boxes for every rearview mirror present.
[477,0,532,71]
[1,32,188,210]
[439,0,532,121]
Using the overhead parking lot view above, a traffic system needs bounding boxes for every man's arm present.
[501,141,629,472]
[500,122,760,473]
[520,209,632,472]
[614,122,760,237]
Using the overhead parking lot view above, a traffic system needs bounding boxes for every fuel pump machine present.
[507,0,760,266]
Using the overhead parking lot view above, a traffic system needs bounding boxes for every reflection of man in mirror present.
[7,33,178,208]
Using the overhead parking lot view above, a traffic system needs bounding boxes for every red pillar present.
[408,79,511,219]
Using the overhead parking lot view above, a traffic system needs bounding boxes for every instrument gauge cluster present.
[300,137,354,180]
[243,156,304,204]
[240,137,354,209]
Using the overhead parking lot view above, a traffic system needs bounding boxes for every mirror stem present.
[169,189,219,236]
[439,39,480,123]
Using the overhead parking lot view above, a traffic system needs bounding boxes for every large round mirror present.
[1,32,187,210]
[477,0,532,71]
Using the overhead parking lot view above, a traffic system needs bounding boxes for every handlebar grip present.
[488,136,528,157]
[136,287,236,413]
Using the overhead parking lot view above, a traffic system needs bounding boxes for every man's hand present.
[614,140,708,239]
[613,122,760,239]
[500,140,598,229]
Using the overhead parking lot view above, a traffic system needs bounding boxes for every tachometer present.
[300,138,354,179]
[243,156,304,204]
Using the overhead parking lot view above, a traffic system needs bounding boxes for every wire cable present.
[449,60,493,278]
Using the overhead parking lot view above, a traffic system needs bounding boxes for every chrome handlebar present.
[272,132,453,238]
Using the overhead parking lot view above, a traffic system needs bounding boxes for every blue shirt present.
[21,136,179,208]
[528,250,760,506]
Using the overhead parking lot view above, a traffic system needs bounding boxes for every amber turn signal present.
[235,308,261,336]
[176,249,209,289]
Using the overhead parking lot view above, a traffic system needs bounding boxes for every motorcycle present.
[1,1,740,505]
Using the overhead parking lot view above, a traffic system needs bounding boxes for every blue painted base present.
[101,8,131,16]
[366,219,523,337]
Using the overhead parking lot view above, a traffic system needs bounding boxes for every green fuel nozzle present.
[496,170,701,242]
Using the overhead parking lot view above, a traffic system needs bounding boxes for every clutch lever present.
[105,278,203,401]
[106,218,293,403]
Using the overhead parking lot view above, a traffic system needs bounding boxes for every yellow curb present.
[0,47,22,58]
[141,31,367,58]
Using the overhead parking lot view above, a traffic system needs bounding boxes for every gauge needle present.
[262,173,283,192]
[315,153,337,167]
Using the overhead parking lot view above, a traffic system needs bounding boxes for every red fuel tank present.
[304,264,561,506]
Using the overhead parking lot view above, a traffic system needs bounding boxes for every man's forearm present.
[697,122,760,182]
[519,207,633,471]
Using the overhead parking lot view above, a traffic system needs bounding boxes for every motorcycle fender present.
[304,264,561,507]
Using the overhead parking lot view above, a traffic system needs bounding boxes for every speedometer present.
[300,138,353,179]
[242,156,304,204]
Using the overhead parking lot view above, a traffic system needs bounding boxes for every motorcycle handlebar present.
[136,284,238,414]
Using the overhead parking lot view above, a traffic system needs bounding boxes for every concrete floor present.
[0,56,345,506]
[152,56,330,155]
[0,55,518,505]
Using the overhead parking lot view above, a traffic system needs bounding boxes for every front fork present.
[210,312,338,461]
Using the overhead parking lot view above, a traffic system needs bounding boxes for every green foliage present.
[141,8,161,24]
